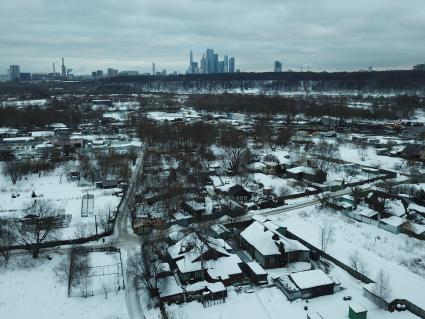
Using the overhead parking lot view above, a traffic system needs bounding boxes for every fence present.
[362,287,389,310]
[285,230,374,284]
[67,246,124,298]
[286,229,425,318]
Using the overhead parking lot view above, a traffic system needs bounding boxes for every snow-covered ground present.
[147,108,200,122]
[165,265,416,319]
[0,163,121,240]
[339,144,405,171]
[268,206,425,309]
[0,252,130,319]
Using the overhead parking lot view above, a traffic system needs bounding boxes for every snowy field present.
[0,252,130,319]
[338,144,406,171]
[0,163,121,240]
[268,206,425,309]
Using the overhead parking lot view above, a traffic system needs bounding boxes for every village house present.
[226,185,252,203]
[243,261,268,285]
[286,166,327,184]
[239,216,310,269]
[167,233,243,286]
[276,269,336,301]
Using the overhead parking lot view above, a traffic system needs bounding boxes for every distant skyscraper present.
[9,65,20,81]
[189,50,194,73]
[152,63,156,75]
[274,61,283,72]
[206,49,214,74]
[224,55,229,73]
[192,62,199,74]
[107,68,119,77]
[229,57,235,73]
[213,53,219,73]
[61,58,66,77]
[200,54,206,73]
[219,61,224,73]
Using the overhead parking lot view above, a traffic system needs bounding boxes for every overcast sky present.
[1,0,424,74]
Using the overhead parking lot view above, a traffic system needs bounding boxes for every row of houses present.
[157,216,342,305]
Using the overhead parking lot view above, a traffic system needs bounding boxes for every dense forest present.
[100,70,425,95]
[187,94,423,119]
[1,70,425,97]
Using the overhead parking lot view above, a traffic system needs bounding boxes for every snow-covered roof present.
[168,233,231,262]
[186,281,226,294]
[240,219,308,256]
[3,136,34,142]
[380,215,407,228]
[289,269,334,290]
[31,131,55,137]
[408,203,425,214]
[206,254,243,280]
[356,207,378,218]
[0,128,18,134]
[176,251,241,277]
[287,166,316,175]
[386,200,406,217]
[349,303,367,313]
[246,261,267,276]
[210,224,230,235]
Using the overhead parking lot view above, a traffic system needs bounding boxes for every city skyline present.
[1,0,425,74]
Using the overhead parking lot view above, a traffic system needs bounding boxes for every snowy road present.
[233,187,357,223]
[112,144,146,319]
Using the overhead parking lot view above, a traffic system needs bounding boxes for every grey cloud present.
[0,0,424,74]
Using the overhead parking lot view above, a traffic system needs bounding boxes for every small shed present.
[307,313,323,319]
[349,303,367,319]
[379,216,408,234]
[244,261,268,285]
[227,185,252,203]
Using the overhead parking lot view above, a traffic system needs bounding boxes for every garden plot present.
[326,166,373,184]
[0,164,121,240]
[250,173,298,196]
[69,250,124,298]
[268,206,425,309]
[0,252,131,319]
[339,144,407,172]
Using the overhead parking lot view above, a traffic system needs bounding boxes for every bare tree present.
[309,141,339,173]
[127,233,168,295]
[274,127,293,148]
[0,218,15,263]
[221,147,251,174]
[97,203,116,234]
[12,199,60,258]
[73,252,92,298]
[74,220,91,239]
[2,160,23,184]
[373,269,392,305]
[102,281,109,299]
[348,250,368,275]
[318,218,335,253]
